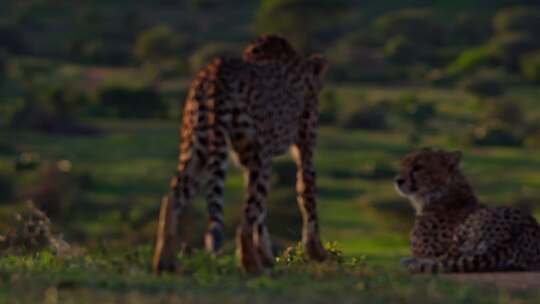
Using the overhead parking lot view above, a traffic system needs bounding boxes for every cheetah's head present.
[394,148,463,214]
[243,34,297,63]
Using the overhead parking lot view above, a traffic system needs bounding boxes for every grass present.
[1,245,539,304]
[3,84,540,302]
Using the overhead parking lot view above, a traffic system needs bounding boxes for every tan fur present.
[153,35,327,275]
[395,148,540,273]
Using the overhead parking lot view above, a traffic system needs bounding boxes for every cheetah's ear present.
[307,54,328,79]
[446,150,463,170]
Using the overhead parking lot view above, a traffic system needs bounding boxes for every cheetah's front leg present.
[292,132,327,260]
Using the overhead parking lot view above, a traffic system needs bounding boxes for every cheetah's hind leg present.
[236,160,273,274]
[153,194,180,274]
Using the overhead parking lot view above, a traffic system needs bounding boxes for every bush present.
[77,40,132,66]
[486,98,525,127]
[15,152,41,172]
[318,88,339,125]
[493,6,540,36]
[471,124,523,147]
[397,94,436,128]
[359,160,396,180]
[22,161,88,219]
[460,70,506,97]
[520,50,540,82]
[489,32,540,71]
[0,203,70,255]
[134,25,189,64]
[338,103,387,130]
[447,46,497,75]
[327,33,387,81]
[94,84,168,118]
[36,85,88,115]
[255,0,346,51]
[188,43,240,72]
[383,35,439,66]
[374,9,445,46]
[0,174,15,203]
[10,105,100,135]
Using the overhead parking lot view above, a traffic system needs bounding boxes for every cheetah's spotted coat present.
[153,35,328,274]
[395,148,540,273]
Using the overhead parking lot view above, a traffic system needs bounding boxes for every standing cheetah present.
[395,148,540,273]
[153,35,328,275]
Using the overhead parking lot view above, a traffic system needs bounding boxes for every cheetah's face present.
[394,148,462,214]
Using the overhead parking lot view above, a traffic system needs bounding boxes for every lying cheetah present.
[153,35,328,275]
[395,148,540,273]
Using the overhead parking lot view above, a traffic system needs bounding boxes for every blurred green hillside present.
[2,0,540,303]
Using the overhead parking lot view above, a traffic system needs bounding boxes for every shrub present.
[134,25,188,64]
[36,85,88,115]
[489,32,540,71]
[486,98,525,128]
[0,203,70,255]
[22,161,88,219]
[374,9,445,46]
[327,32,387,81]
[188,43,240,72]
[447,46,497,75]
[520,50,540,82]
[397,93,436,128]
[255,0,346,50]
[471,124,523,147]
[15,152,41,172]
[338,103,387,130]
[318,88,339,125]
[359,160,396,180]
[10,105,100,135]
[78,40,132,66]
[94,84,168,118]
[493,6,540,36]
[383,36,438,65]
[460,70,506,97]
[0,174,15,203]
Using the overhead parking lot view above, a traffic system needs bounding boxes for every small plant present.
[447,46,497,75]
[0,202,70,256]
[15,152,41,171]
[0,173,15,203]
[134,25,188,65]
[489,32,539,71]
[493,6,540,36]
[374,9,444,46]
[93,84,168,118]
[338,102,388,130]
[460,70,506,98]
[470,124,524,147]
[396,93,437,144]
[318,88,340,125]
[520,50,540,82]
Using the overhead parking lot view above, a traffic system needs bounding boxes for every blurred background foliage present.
[1,0,540,270]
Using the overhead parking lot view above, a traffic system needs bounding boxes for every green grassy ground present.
[3,84,540,302]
